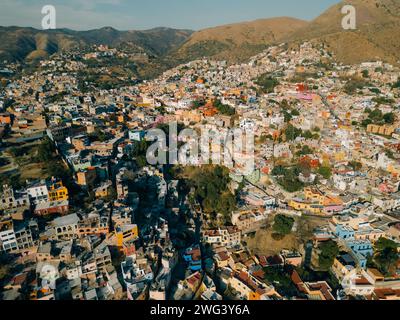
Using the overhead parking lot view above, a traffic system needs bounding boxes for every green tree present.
[344,78,368,94]
[37,138,55,162]
[374,237,399,276]
[296,145,314,156]
[285,124,302,141]
[318,166,332,179]
[392,78,400,89]
[318,240,339,270]
[271,166,287,176]
[273,214,295,236]
[214,99,235,116]
[383,112,395,124]
[302,130,314,140]
[369,108,383,122]
[190,166,236,221]
[291,109,300,116]
[255,74,280,93]
[283,111,293,123]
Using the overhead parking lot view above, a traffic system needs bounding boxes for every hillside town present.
[0,40,400,301]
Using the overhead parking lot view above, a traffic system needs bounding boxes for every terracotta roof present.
[186,272,202,287]
[217,251,230,261]
[291,270,303,285]
[374,289,400,300]
[10,273,28,286]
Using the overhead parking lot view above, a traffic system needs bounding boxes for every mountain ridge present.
[167,17,308,64]
[1,0,400,79]
[285,0,400,65]
[0,26,194,62]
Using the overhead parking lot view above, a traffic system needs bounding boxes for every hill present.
[286,0,400,65]
[1,0,400,78]
[169,0,400,67]
[0,26,193,63]
[167,17,308,64]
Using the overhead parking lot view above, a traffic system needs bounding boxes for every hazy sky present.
[1,0,339,31]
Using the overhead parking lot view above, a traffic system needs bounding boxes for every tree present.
[385,149,395,160]
[89,128,108,142]
[383,112,395,124]
[369,108,383,122]
[217,192,237,222]
[362,118,373,127]
[283,111,293,123]
[318,240,339,270]
[214,99,235,116]
[280,99,290,110]
[271,165,304,192]
[344,78,368,94]
[135,155,148,168]
[291,109,300,116]
[282,169,304,192]
[297,160,312,177]
[190,166,236,221]
[255,73,279,93]
[392,78,400,89]
[285,124,302,141]
[37,138,55,162]
[296,145,314,156]
[349,161,362,171]
[273,214,295,236]
[263,267,298,297]
[374,237,399,276]
[318,166,332,179]
[271,166,287,176]
[302,130,314,140]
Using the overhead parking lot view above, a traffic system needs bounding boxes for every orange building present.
[299,156,320,169]
[76,167,97,188]
[0,113,12,124]
[199,100,218,117]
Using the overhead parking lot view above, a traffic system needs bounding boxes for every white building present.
[0,219,18,253]
[27,181,49,204]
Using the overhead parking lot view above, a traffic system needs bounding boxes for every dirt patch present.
[19,163,46,180]
[245,215,329,256]
[246,229,300,256]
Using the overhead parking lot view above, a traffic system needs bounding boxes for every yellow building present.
[48,180,69,202]
[334,151,346,162]
[388,163,400,178]
[331,256,352,282]
[367,124,396,136]
[115,224,139,247]
[304,187,325,205]
[289,199,323,215]
[94,182,113,199]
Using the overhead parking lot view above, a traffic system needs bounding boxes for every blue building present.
[346,239,374,269]
[335,225,355,241]
[183,245,202,272]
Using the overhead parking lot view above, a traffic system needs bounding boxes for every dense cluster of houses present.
[0,41,399,300]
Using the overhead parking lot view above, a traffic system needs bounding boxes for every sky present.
[0,0,340,31]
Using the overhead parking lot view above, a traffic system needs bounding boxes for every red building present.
[34,200,69,216]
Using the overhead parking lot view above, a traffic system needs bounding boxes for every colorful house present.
[183,245,202,272]
[47,179,69,202]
